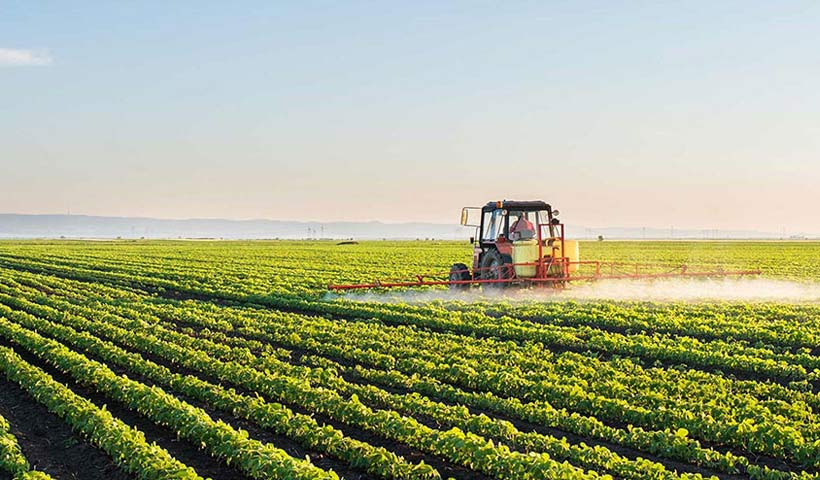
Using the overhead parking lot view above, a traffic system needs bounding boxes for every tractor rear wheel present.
[448,263,471,291]
[480,249,510,288]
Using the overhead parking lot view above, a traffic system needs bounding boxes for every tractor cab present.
[453,200,568,287]
[472,200,557,245]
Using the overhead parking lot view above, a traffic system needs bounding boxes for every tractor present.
[448,200,573,289]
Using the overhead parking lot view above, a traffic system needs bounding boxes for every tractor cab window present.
[536,210,557,238]
[509,211,538,241]
[482,209,505,242]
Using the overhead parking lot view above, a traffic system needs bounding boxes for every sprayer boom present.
[328,261,762,291]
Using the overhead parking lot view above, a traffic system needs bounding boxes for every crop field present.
[1,239,820,480]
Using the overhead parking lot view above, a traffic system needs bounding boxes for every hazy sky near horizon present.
[2,2,819,233]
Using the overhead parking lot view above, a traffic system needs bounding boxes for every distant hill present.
[0,214,467,240]
[0,214,801,240]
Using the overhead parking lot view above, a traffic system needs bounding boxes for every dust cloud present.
[555,277,820,302]
[324,278,820,304]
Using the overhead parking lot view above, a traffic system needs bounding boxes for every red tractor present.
[448,200,571,289]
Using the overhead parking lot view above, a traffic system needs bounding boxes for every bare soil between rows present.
[0,376,133,480]
[0,336,246,480]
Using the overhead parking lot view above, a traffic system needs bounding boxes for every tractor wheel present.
[480,249,509,288]
[448,263,471,291]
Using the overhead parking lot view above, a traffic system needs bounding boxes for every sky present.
[2,1,819,234]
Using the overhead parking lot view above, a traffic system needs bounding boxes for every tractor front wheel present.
[448,263,471,291]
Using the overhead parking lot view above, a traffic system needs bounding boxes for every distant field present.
[0,239,819,480]
[1,239,818,296]
[584,240,820,280]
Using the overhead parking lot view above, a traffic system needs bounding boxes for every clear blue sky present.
[2,1,818,233]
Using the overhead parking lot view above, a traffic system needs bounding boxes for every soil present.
[0,377,133,480]
[0,338,246,480]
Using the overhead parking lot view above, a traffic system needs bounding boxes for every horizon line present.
[0,212,815,236]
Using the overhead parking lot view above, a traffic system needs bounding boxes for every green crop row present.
[0,301,439,480]
[0,343,203,480]
[154,295,820,467]
[23,291,694,480]
[161,302,816,479]
[466,301,820,354]
[0,315,339,480]
[0,413,53,480]
[5,300,603,480]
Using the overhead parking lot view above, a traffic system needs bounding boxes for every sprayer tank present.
[552,239,580,273]
[512,239,538,277]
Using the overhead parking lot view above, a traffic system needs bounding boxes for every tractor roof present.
[482,200,551,212]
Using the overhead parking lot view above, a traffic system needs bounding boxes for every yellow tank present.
[552,239,580,273]
[512,239,538,278]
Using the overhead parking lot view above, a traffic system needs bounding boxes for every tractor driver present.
[510,213,535,240]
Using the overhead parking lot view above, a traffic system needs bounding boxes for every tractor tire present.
[448,263,471,291]
[479,249,510,289]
